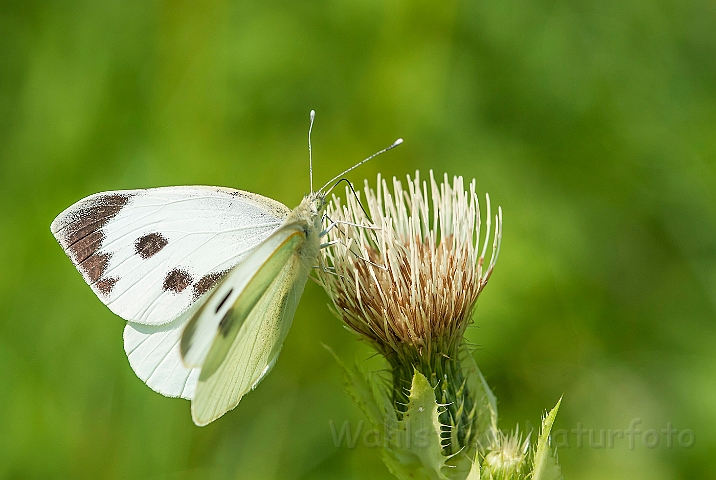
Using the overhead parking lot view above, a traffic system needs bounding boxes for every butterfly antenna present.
[326,178,373,221]
[308,109,316,193]
[318,138,403,194]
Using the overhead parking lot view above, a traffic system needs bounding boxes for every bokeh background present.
[1,0,714,478]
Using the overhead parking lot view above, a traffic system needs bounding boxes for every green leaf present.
[382,371,449,480]
[531,397,563,480]
[465,456,481,480]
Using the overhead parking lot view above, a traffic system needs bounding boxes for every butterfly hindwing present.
[51,186,291,326]
[123,300,204,400]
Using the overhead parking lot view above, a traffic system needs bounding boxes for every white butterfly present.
[51,111,401,425]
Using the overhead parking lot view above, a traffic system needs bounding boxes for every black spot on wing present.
[192,270,229,300]
[96,277,118,295]
[81,252,111,283]
[218,309,233,337]
[71,230,104,264]
[134,233,168,259]
[163,269,193,294]
[215,288,233,314]
[58,193,132,248]
[54,193,133,298]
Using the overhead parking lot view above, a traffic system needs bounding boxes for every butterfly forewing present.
[51,186,290,326]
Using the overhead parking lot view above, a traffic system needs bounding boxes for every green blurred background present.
[1,0,714,478]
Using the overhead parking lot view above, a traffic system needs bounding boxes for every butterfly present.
[50,111,402,425]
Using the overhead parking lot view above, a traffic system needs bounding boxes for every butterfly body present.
[291,192,328,265]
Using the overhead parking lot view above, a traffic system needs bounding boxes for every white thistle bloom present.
[318,170,502,454]
[319,170,502,358]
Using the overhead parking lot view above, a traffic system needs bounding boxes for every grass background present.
[1,0,715,478]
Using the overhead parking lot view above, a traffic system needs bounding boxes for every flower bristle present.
[319,171,501,354]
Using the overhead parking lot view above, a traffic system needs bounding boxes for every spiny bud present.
[483,427,530,480]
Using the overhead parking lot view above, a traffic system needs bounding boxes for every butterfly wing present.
[122,301,203,400]
[52,185,291,400]
[51,186,290,326]
[179,223,313,426]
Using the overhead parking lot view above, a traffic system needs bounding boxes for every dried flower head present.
[318,170,502,453]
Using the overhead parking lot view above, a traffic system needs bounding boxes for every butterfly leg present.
[320,239,341,249]
[320,219,338,238]
[347,248,387,270]
[320,214,380,238]
[311,264,345,279]
[321,237,387,271]
[334,219,380,229]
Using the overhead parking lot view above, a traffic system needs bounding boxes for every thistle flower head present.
[483,427,530,479]
[319,170,501,361]
[318,170,502,454]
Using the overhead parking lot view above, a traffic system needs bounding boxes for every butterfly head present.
[307,191,327,220]
[289,191,327,231]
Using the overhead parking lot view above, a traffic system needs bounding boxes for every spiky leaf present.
[382,371,449,480]
[531,398,563,480]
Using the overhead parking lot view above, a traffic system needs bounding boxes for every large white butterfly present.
[51,111,401,425]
